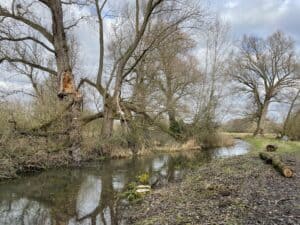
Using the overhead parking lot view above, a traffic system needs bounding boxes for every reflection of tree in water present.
[71,175,114,225]
[0,198,52,225]
[0,149,227,225]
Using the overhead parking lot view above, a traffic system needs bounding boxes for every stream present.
[0,139,250,225]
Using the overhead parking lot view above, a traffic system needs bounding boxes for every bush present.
[137,172,150,185]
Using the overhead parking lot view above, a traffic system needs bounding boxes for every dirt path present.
[122,153,300,225]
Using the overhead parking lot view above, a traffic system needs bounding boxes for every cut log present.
[259,152,293,178]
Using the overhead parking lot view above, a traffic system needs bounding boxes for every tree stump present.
[266,144,278,152]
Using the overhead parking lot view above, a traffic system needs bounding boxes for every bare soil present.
[122,153,300,225]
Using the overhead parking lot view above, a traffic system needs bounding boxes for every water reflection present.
[0,198,52,225]
[212,139,250,158]
[173,169,184,180]
[68,217,91,225]
[112,174,125,192]
[76,175,102,219]
[152,155,169,171]
[0,140,250,225]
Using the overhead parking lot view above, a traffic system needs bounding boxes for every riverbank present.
[122,137,300,225]
[0,133,234,181]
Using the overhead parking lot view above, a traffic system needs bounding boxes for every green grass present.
[244,136,300,155]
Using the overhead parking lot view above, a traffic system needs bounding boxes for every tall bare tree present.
[231,31,298,136]
[0,0,86,161]
[153,31,199,133]
[194,18,230,127]
[79,0,205,141]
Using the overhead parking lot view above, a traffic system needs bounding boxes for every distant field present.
[244,136,300,155]
[222,132,300,155]
[222,132,276,139]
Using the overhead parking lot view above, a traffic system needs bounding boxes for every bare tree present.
[79,0,205,141]
[231,31,298,136]
[0,0,87,161]
[153,31,199,133]
[193,18,231,127]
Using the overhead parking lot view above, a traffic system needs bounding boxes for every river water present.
[0,140,250,225]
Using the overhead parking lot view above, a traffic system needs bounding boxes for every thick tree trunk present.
[69,100,82,162]
[282,90,300,136]
[254,101,269,136]
[101,105,114,139]
[168,109,177,128]
[50,0,82,162]
[168,108,182,137]
[100,105,114,154]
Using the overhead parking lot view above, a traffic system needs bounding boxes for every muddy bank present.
[122,153,300,225]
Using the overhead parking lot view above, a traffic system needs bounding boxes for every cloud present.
[213,0,300,46]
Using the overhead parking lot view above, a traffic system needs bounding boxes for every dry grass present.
[154,139,201,152]
[200,132,235,149]
[110,148,133,159]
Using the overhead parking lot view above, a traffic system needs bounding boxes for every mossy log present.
[259,152,293,178]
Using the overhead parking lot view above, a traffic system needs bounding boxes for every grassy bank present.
[122,136,300,225]
[244,136,300,154]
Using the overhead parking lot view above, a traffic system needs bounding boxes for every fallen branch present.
[80,111,104,125]
[259,152,293,178]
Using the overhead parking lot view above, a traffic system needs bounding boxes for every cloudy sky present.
[76,0,300,78]
[211,0,300,47]
[209,0,300,121]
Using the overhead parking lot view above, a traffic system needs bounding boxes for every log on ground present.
[259,152,293,178]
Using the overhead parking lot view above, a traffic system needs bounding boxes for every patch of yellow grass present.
[110,148,133,159]
[182,139,198,150]
[155,139,201,152]
[215,133,235,147]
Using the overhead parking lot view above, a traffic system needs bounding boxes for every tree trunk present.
[282,90,300,136]
[254,101,269,136]
[101,105,114,139]
[168,109,177,128]
[100,106,114,154]
[51,0,82,162]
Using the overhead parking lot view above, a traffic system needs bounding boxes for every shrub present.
[137,172,150,185]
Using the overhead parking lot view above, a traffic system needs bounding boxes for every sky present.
[210,0,300,121]
[75,0,300,82]
[210,0,300,48]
